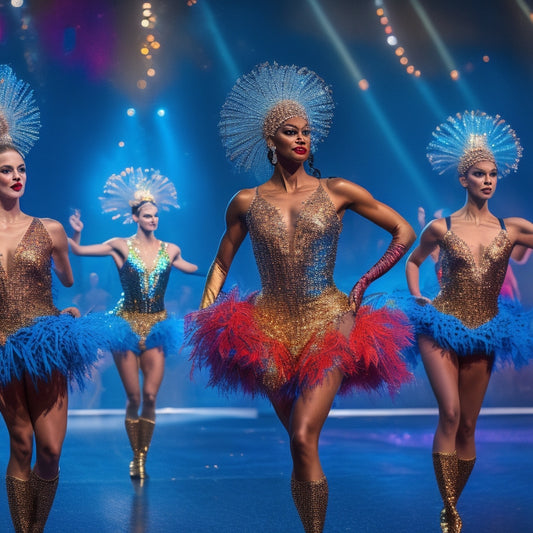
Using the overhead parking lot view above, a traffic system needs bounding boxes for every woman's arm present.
[405,220,443,298]
[199,189,253,309]
[42,218,74,287]
[68,210,126,263]
[325,178,416,311]
[168,244,199,274]
[507,217,533,253]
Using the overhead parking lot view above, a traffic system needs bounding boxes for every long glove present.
[349,240,407,312]
[199,259,228,309]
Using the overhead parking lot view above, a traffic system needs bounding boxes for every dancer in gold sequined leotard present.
[69,170,198,481]
[406,111,533,532]
[185,63,416,533]
[0,66,125,533]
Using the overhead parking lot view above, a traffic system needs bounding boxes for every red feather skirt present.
[185,288,413,401]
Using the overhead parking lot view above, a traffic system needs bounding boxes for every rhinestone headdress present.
[100,167,179,224]
[0,65,40,155]
[427,110,522,177]
[219,62,334,174]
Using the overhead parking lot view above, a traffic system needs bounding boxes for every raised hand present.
[69,209,84,233]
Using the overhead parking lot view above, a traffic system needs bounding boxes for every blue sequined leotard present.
[112,238,183,355]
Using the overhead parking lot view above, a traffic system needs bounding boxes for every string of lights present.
[374,0,421,78]
[137,2,160,91]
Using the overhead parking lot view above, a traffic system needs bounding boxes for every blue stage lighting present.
[127,108,136,117]
[156,108,166,117]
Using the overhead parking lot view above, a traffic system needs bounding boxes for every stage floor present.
[1,409,532,532]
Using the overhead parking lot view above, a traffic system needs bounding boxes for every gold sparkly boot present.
[433,452,462,533]
[290,476,328,533]
[440,457,476,531]
[137,417,155,479]
[6,475,32,533]
[29,470,59,533]
[125,418,141,478]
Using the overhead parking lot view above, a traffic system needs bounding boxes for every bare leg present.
[289,368,343,481]
[456,355,493,459]
[139,347,165,421]
[419,335,462,532]
[113,350,142,419]
[0,379,34,480]
[419,335,460,453]
[285,369,343,533]
[26,372,68,480]
[25,371,67,533]
[1,378,34,532]
[269,395,294,434]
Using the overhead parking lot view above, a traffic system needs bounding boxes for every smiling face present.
[132,202,159,231]
[268,116,311,165]
[459,159,498,201]
[0,148,26,201]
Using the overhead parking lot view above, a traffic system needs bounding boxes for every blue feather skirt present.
[382,294,533,369]
[0,313,137,389]
[145,316,184,357]
[369,291,533,369]
[110,312,185,357]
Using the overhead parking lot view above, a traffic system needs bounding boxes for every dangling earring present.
[268,145,277,165]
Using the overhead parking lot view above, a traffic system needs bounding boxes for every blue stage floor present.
[1,409,532,532]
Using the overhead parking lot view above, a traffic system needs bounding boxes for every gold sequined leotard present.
[247,180,350,356]
[186,178,413,397]
[0,218,58,340]
[432,216,512,328]
[114,238,172,340]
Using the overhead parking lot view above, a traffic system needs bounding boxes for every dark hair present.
[306,152,321,178]
[131,200,157,217]
[0,143,25,159]
[267,146,276,166]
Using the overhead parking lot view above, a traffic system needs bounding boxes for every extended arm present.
[169,244,199,274]
[199,190,252,309]
[67,210,126,265]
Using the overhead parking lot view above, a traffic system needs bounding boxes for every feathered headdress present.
[219,62,334,175]
[100,167,179,224]
[427,110,522,177]
[0,65,40,155]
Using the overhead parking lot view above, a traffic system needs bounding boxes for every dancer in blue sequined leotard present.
[68,175,197,481]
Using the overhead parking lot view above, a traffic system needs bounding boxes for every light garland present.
[137,2,160,91]
[374,0,421,78]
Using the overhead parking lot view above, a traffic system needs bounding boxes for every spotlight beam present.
[200,1,239,82]
[306,0,364,82]
[306,0,436,206]
[410,0,480,108]
[514,0,533,23]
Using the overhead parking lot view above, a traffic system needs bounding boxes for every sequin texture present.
[0,218,57,336]
[114,238,171,340]
[185,179,413,398]
[432,228,512,328]
[247,183,348,356]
